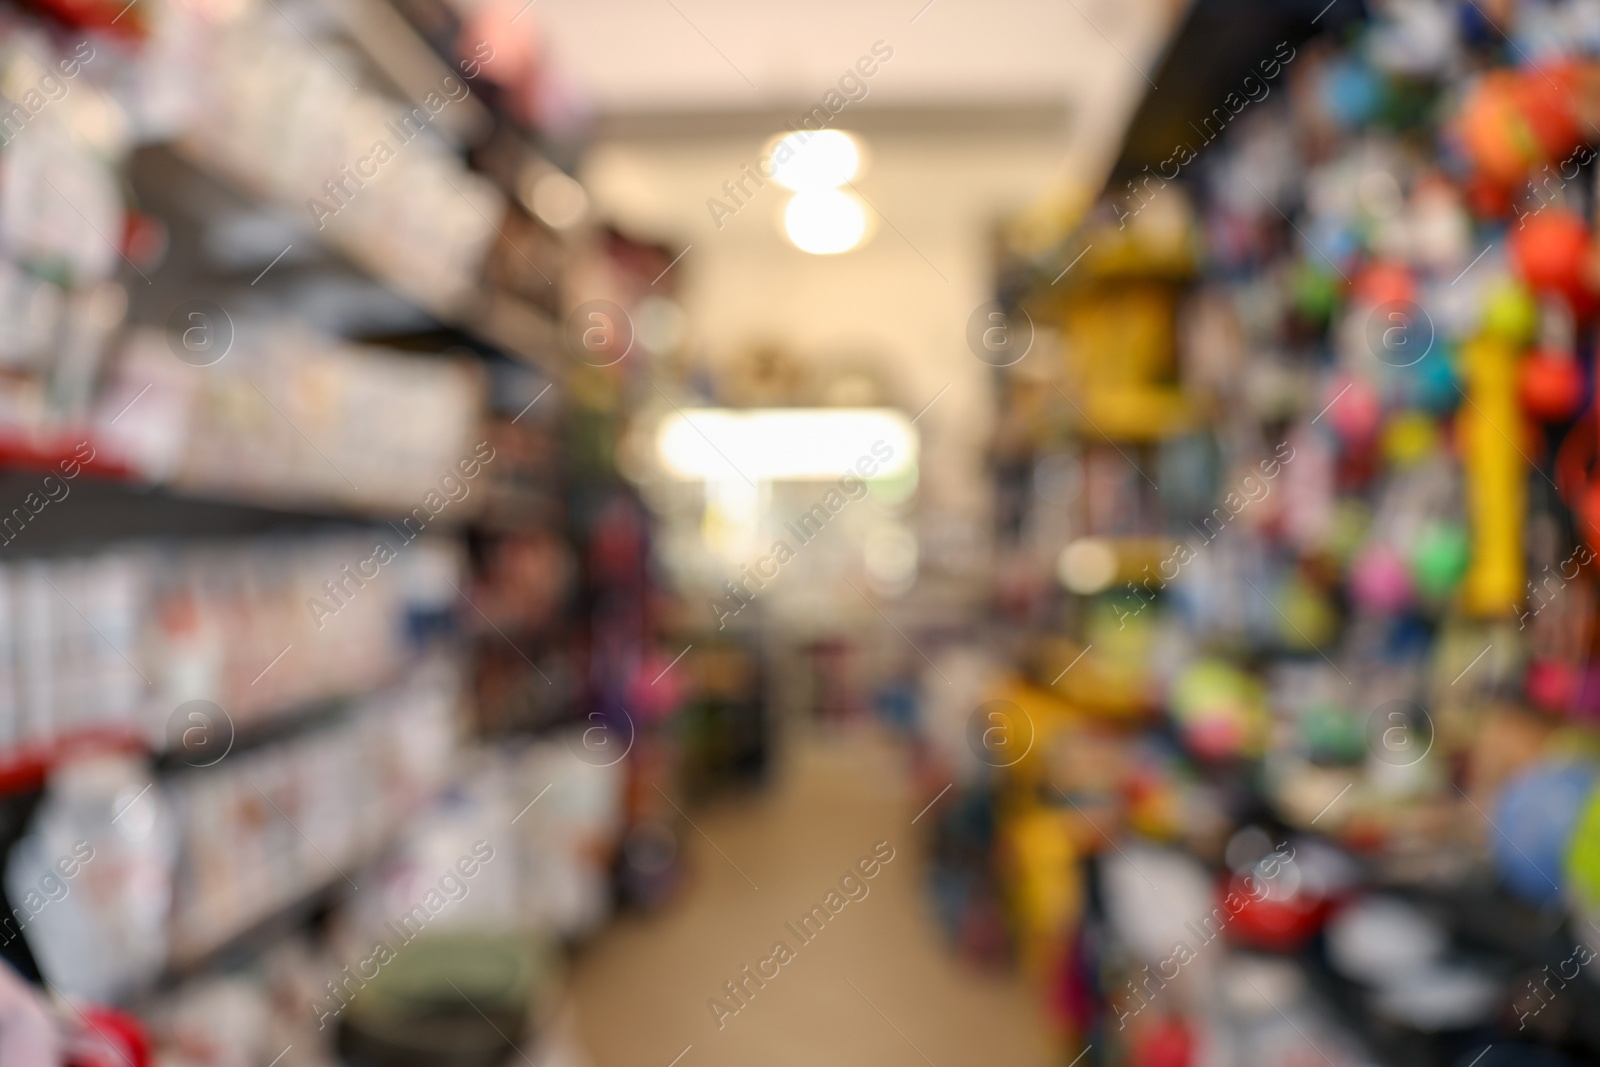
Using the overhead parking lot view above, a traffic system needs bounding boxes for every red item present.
[66,1007,149,1067]
[1519,349,1586,423]
[1580,481,1600,555]
[1132,1017,1195,1067]
[1463,171,1514,219]
[1554,407,1600,552]
[1220,873,1333,951]
[23,0,147,37]
[1515,64,1585,160]
[1527,659,1580,712]
[1510,211,1595,311]
[1458,67,1583,187]
[1353,261,1416,306]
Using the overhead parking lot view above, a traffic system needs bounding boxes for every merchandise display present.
[0,1,656,1063]
[932,1,1600,1064]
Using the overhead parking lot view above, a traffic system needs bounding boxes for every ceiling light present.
[767,129,861,191]
[1057,538,1118,594]
[657,408,916,481]
[783,189,869,255]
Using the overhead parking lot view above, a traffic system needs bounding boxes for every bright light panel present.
[657,408,916,482]
[768,130,860,191]
[784,189,868,255]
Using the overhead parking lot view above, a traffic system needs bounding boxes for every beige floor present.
[566,728,1054,1067]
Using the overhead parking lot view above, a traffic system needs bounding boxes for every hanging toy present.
[1518,301,1586,424]
[1410,520,1471,601]
[1520,354,1586,423]
[1456,66,1583,188]
[1510,210,1596,315]
[1353,260,1417,307]
[1290,262,1343,326]
[1324,374,1382,445]
[1351,543,1414,614]
[1169,660,1267,760]
[1460,336,1527,616]
[1481,280,1541,348]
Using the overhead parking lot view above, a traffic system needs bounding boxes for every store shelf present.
[0,429,134,482]
[0,453,484,552]
[127,143,568,380]
[0,726,146,798]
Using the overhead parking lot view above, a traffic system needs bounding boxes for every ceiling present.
[535,0,1187,125]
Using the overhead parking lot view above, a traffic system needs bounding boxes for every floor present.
[566,728,1053,1067]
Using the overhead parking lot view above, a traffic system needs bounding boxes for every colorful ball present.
[1458,71,1543,186]
[1518,349,1585,422]
[1170,660,1265,760]
[1510,211,1593,308]
[1381,411,1439,466]
[1351,543,1413,613]
[1291,262,1343,324]
[1512,64,1583,160]
[1482,280,1540,347]
[1322,58,1383,127]
[1527,659,1580,712]
[1410,521,1470,600]
[1412,346,1461,412]
[1355,260,1417,307]
[1326,375,1382,443]
[1457,68,1581,187]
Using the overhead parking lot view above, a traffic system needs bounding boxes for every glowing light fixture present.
[657,408,916,482]
[767,129,860,190]
[1057,537,1118,594]
[783,189,869,255]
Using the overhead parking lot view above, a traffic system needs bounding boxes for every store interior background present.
[9,0,1600,1065]
[531,5,1184,1064]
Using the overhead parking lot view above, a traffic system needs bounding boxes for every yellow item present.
[1004,805,1083,980]
[1459,338,1525,616]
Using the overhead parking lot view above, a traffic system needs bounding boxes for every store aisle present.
[568,730,1052,1067]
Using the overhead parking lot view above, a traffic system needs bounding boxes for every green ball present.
[1411,521,1470,599]
[1291,263,1342,324]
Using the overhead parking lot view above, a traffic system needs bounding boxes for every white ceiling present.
[535,0,1186,116]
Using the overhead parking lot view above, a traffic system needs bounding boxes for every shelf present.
[126,144,567,380]
[154,786,441,991]
[0,429,135,483]
[0,726,146,797]
[0,428,502,543]
[0,668,418,799]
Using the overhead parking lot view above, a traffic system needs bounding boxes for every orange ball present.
[1458,67,1581,187]
[1459,71,1543,186]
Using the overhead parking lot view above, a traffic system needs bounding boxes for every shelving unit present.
[935,2,1600,1065]
[0,1,664,1062]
